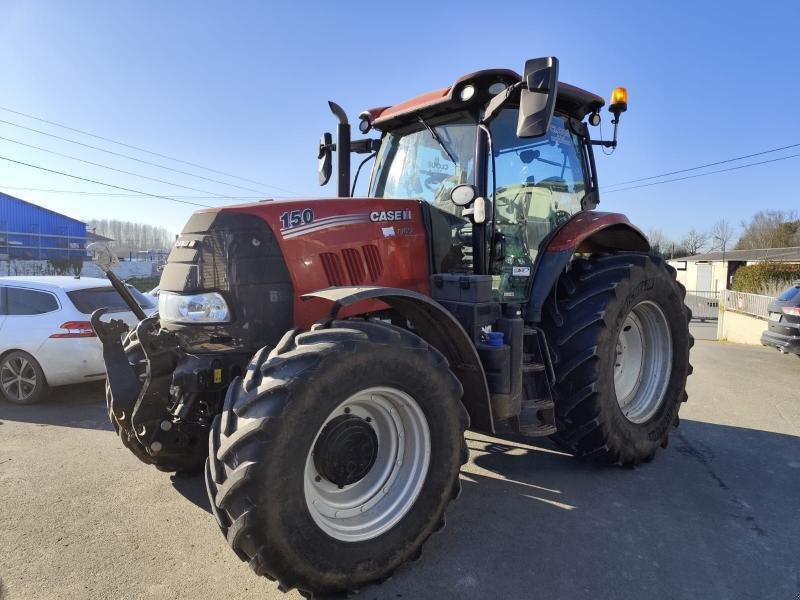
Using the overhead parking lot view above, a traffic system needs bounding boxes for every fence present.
[684,290,720,321]
[722,290,772,320]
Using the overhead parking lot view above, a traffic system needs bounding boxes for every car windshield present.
[67,285,154,314]
[369,113,477,205]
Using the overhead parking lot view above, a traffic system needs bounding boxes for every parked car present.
[0,276,156,404]
[761,281,800,357]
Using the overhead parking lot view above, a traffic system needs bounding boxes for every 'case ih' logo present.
[370,209,412,222]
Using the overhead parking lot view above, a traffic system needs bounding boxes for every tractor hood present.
[159,197,430,351]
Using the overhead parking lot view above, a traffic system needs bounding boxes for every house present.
[668,246,800,293]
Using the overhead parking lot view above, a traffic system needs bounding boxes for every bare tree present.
[710,218,735,253]
[681,228,710,256]
[736,210,800,250]
[647,228,669,257]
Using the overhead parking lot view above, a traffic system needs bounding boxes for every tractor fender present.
[527,212,650,322]
[302,286,494,432]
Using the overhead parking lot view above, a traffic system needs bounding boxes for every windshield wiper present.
[418,116,458,165]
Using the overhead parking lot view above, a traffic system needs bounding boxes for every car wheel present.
[0,351,47,405]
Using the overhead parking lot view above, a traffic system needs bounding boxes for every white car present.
[0,276,156,404]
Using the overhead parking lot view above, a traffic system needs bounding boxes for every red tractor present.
[95,56,692,596]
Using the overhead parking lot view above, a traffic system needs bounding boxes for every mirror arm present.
[350,138,381,154]
[588,113,622,148]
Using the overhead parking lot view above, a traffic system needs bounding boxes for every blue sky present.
[0,1,798,242]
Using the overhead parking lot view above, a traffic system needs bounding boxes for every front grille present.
[160,211,293,352]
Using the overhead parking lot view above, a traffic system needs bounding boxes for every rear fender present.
[527,212,650,322]
[303,286,494,432]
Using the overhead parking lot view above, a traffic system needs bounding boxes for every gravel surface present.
[1,337,798,599]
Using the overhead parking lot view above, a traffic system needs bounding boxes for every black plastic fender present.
[303,286,494,432]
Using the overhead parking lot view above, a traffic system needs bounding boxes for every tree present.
[710,218,736,253]
[681,228,709,256]
[647,228,669,257]
[735,210,800,250]
[86,219,174,254]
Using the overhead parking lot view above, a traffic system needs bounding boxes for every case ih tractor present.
[95,56,692,596]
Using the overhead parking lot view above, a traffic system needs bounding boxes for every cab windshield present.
[369,113,477,205]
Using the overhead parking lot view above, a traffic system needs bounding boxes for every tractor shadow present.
[366,420,800,600]
[170,472,212,513]
[161,420,800,599]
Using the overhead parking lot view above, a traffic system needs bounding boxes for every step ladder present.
[514,326,557,438]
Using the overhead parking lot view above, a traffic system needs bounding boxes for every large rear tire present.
[543,253,693,465]
[206,320,468,596]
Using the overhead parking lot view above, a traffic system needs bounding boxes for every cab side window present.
[6,288,59,315]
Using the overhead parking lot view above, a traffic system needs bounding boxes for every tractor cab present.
[319,57,626,304]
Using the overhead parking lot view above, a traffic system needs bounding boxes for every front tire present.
[206,320,468,596]
[543,253,693,465]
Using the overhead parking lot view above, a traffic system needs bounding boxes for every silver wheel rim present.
[614,301,672,424]
[1,356,37,402]
[304,386,431,542]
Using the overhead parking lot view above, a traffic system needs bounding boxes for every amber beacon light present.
[609,86,628,116]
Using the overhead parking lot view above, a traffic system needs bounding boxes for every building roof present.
[679,246,800,262]
[0,191,86,228]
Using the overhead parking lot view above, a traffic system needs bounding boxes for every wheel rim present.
[614,301,673,424]
[304,386,431,542]
[1,356,37,402]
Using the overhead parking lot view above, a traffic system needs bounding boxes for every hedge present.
[126,276,161,293]
[731,262,800,294]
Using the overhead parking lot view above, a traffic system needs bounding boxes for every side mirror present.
[318,132,333,186]
[517,56,559,138]
[450,184,477,206]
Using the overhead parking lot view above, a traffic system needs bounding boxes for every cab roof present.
[365,68,605,129]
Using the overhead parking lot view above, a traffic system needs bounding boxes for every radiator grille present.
[361,244,383,282]
[320,252,346,286]
[342,248,366,284]
[320,246,383,286]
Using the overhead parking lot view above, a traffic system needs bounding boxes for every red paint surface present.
[546,212,643,252]
[219,198,430,328]
[369,69,602,127]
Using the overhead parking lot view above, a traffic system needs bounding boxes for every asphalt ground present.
[1,334,798,599]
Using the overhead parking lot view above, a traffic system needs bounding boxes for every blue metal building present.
[0,192,86,260]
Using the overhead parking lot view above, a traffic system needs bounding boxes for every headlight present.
[159,291,231,324]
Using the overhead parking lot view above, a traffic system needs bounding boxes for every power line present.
[0,105,301,195]
[0,117,280,196]
[0,185,263,200]
[0,155,213,207]
[605,153,800,194]
[605,143,800,188]
[0,134,235,197]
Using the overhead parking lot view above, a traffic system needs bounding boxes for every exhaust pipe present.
[328,101,350,197]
